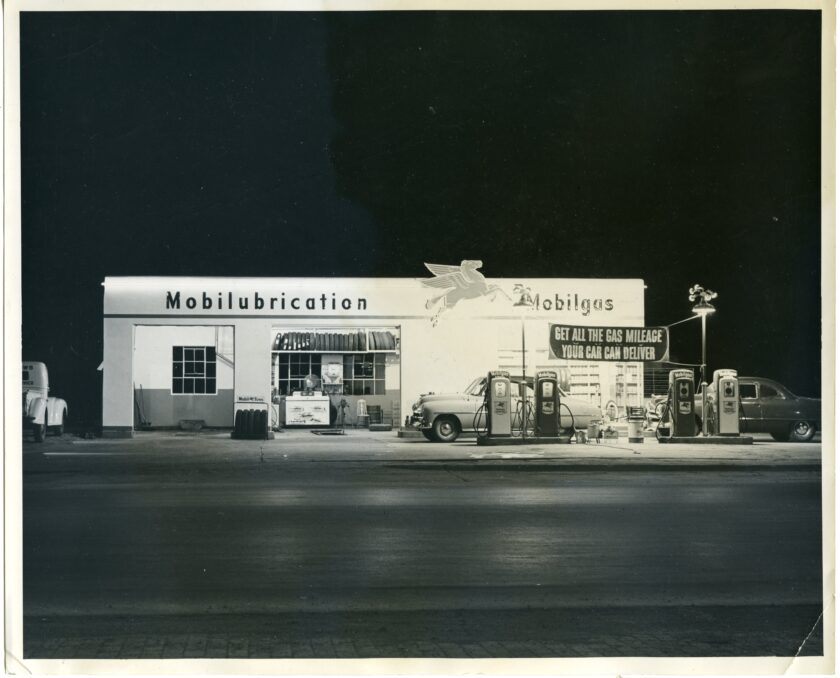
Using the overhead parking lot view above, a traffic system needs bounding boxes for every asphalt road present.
[20,434,824,658]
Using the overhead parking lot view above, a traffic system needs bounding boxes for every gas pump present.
[486,370,512,437]
[669,369,696,437]
[534,370,559,437]
[712,369,740,435]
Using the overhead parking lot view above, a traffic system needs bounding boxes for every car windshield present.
[463,377,486,396]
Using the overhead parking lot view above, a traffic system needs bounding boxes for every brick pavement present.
[23,605,824,658]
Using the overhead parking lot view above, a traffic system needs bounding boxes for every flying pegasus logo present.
[421,260,511,325]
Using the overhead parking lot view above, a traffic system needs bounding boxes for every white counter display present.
[285,394,330,426]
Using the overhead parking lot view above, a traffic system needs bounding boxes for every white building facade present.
[101,276,646,437]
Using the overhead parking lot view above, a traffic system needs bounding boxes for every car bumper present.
[409,413,430,430]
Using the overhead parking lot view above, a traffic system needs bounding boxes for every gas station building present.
[101,276,646,437]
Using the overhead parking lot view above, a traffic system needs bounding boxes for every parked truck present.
[22,362,68,442]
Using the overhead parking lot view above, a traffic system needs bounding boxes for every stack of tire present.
[271,331,395,352]
[234,408,268,437]
[369,331,396,350]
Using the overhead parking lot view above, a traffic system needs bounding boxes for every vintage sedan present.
[735,376,821,442]
[410,375,602,442]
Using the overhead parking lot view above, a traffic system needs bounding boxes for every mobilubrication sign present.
[549,324,669,362]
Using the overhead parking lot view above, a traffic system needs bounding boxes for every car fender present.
[46,397,67,426]
[423,398,478,431]
[26,397,47,424]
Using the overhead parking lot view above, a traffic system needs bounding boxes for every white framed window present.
[343,353,386,395]
[275,353,322,396]
[172,346,217,395]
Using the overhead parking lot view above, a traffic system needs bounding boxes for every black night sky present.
[20,11,823,425]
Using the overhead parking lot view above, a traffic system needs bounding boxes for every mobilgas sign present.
[550,324,669,362]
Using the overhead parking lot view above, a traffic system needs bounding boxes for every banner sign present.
[549,324,669,362]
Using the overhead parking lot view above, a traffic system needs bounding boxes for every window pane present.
[184,348,194,361]
[206,378,216,394]
[344,363,353,380]
[206,362,216,378]
[173,346,183,361]
[206,346,215,361]
[194,379,206,394]
[374,362,384,379]
[173,363,183,377]
[343,383,351,395]
[172,378,183,394]
[194,348,205,361]
[183,378,195,394]
[280,364,289,379]
[739,384,757,399]
[353,381,363,395]
[363,381,372,395]
[374,380,385,395]
[280,355,290,367]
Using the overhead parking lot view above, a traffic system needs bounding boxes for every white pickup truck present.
[23,362,68,442]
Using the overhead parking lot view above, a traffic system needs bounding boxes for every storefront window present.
[343,354,385,395]
[276,354,322,395]
[172,346,217,395]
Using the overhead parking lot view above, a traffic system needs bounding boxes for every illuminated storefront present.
[101,275,646,437]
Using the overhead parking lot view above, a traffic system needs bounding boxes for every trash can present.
[627,406,646,444]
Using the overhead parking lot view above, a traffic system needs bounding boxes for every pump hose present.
[513,398,535,437]
[524,399,535,436]
[557,400,576,437]
[474,400,490,438]
[654,386,674,441]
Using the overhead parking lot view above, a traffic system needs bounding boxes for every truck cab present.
[23,362,68,442]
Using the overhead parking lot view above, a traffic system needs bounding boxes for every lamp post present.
[689,285,717,435]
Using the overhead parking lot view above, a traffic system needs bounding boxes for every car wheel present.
[789,420,816,443]
[432,416,460,443]
[33,415,46,442]
[421,430,435,441]
[54,411,66,437]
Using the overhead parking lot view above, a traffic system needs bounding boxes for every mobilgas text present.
[524,293,614,316]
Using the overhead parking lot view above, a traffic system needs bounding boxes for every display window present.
[275,354,323,396]
[343,354,385,395]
